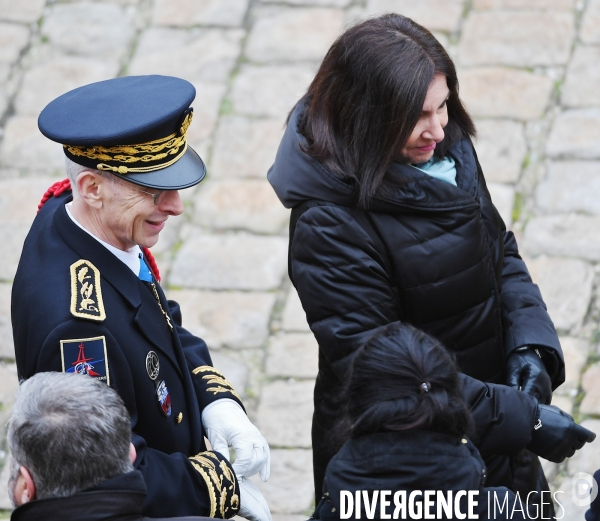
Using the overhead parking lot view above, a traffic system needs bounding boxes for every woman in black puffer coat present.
[268,13,566,510]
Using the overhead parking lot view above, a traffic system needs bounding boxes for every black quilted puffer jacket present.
[268,103,564,492]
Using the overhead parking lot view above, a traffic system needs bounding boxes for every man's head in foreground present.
[7,372,135,506]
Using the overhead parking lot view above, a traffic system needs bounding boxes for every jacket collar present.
[11,471,146,521]
[51,193,142,310]
[268,102,480,212]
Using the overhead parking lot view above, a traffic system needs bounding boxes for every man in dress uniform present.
[11,75,271,521]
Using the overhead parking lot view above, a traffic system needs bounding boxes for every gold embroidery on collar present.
[70,260,106,321]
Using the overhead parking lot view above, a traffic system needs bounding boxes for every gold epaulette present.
[189,452,240,518]
[70,260,106,321]
[192,366,241,401]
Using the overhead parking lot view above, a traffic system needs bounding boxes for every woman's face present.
[400,73,450,164]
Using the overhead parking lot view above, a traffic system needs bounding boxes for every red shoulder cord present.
[37,178,161,282]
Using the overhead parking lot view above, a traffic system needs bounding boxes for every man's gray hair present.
[7,372,133,500]
[65,157,115,198]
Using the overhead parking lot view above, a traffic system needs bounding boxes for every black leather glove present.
[527,404,596,463]
[506,347,553,404]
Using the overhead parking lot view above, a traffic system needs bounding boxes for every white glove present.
[202,398,271,481]
[238,477,272,521]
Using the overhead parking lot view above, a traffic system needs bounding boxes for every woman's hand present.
[505,347,552,405]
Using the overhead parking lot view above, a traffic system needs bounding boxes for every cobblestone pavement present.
[0,0,600,518]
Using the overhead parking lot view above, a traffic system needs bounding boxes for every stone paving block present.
[153,0,248,28]
[365,0,466,32]
[567,420,600,476]
[282,287,310,333]
[527,256,593,332]
[0,458,10,510]
[581,363,600,415]
[166,289,276,349]
[210,349,249,398]
[474,0,575,8]
[459,11,574,67]
[0,363,19,452]
[230,64,316,120]
[555,475,591,520]
[0,0,45,23]
[266,333,318,378]
[193,180,289,234]
[170,231,288,290]
[0,178,61,281]
[554,337,590,396]
[0,117,64,172]
[42,2,136,59]
[186,82,227,147]
[246,7,343,63]
[255,449,314,513]
[263,0,350,5]
[256,380,314,447]
[460,68,553,120]
[523,215,600,262]
[561,46,600,108]
[536,161,600,215]
[0,283,14,359]
[211,117,284,179]
[487,183,514,229]
[14,56,119,117]
[474,120,525,183]
[581,0,600,44]
[546,109,600,159]
[129,28,244,84]
[551,395,573,416]
[0,23,29,64]
[272,516,309,521]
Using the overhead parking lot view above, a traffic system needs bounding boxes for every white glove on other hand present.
[238,478,272,521]
[202,398,271,481]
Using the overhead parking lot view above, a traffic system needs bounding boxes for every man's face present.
[98,178,184,250]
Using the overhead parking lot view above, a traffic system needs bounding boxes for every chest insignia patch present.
[60,336,110,385]
[70,259,106,321]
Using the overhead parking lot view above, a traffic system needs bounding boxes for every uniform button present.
[177,412,183,424]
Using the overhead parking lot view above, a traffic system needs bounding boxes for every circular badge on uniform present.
[155,380,172,417]
[146,351,160,381]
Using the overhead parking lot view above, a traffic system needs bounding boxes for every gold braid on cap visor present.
[62,111,193,175]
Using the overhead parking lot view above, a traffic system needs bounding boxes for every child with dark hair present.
[312,323,594,521]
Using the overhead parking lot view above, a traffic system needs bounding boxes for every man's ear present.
[129,442,137,465]
[76,171,105,209]
[14,466,36,506]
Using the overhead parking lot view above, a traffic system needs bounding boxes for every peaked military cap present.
[38,75,206,190]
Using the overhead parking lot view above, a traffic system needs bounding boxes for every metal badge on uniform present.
[146,351,160,380]
[60,336,110,385]
[155,380,172,417]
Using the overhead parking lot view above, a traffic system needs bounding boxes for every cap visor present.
[122,146,206,190]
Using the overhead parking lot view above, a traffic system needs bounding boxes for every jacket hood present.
[324,431,486,509]
[267,102,480,212]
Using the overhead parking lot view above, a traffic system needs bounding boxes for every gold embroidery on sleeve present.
[189,452,240,518]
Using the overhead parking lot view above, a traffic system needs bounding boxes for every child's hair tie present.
[420,382,431,393]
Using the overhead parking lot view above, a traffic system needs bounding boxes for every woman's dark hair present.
[339,322,472,441]
[297,13,476,209]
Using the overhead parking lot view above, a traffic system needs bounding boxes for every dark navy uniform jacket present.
[12,191,241,519]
